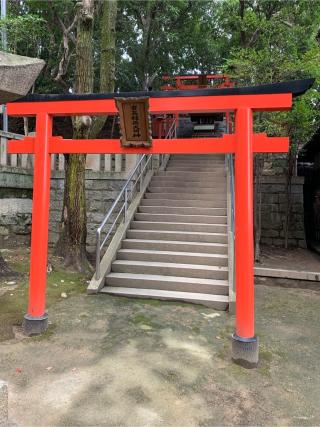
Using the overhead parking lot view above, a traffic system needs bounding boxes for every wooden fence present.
[0,131,128,172]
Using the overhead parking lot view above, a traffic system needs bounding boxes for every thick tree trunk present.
[284,147,296,249]
[55,0,94,273]
[254,154,264,262]
[90,0,118,138]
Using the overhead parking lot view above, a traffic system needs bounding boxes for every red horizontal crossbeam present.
[7,93,292,117]
[8,133,289,155]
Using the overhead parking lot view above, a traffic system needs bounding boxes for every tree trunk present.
[284,147,296,249]
[254,154,264,262]
[55,0,94,273]
[89,0,118,138]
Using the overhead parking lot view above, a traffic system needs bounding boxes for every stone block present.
[50,200,63,211]
[298,239,307,249]
[291,230,306,240]
[85,179,125,191]
[260,237,273,246]
[271,238,284,247]
[291,204,304,214]
[261,228,279,238]
[287,238,298,247]
[0,226,8,236]
[48,231,59,244]
[262,194,279,204]
[50,179,64,190]
[261,184,284,193]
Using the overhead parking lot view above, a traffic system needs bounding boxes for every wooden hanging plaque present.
[115,97,152,147]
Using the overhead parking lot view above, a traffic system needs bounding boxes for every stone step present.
[126,229,228,244]
[117,249,228,266]
[122,239,228,254]
[144,192,227,201]
[166,166,225,172]
[167,160,225,164]
[138,205,227,216]
[140,198,227,208]
[168,159,225,163]
[130,220,227,233]
[101,287,229,310]
[149,180,224,189]
[135,213,227,224]
[148,186,226,194]
[155,170,226,180]
[105,272,228,295]
[166,164,225,169]
[157,171,225,177]
[111,260,228,280]
[169,155,225,160]
[166,166,225,170]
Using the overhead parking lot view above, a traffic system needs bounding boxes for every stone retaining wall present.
[0,167,128,253]
[49,171,127,252]
[0,167,306,249]
[260,176,306,248]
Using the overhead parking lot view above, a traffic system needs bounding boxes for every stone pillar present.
[0,380,8,427]
[86,154,101,171]
[0,137,7,166]
[125,154,138,177]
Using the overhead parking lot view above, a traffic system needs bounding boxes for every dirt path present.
[0,279,319,426]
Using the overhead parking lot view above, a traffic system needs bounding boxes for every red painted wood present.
[8,134,289,154]
[235,108,255,338]
[8,137,34,153]
[7,93,292,116]
[27,113,52,318]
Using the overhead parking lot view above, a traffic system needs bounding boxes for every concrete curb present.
[255,266,320,282]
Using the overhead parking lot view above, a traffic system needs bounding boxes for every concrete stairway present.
[100,154,229,309]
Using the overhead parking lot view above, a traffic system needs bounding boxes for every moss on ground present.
[0,253,86,341]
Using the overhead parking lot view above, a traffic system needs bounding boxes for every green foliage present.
[0,14,45,55]
[221,0,320,153]
[2,0,319,149]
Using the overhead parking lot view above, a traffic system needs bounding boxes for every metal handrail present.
[95,154,153,279]
[160,119,176,166]
[166,119,177,139]
[227,154,235,234]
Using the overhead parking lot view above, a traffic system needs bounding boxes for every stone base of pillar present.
[22,313,48,336]
[231,334,259,368]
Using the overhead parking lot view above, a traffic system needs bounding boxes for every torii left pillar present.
[23,113,52,335]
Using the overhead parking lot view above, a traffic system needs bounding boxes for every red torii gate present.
[7,79,313,367]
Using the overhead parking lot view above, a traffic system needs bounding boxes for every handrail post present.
[226,154,235,314]
[139,159,143,191]
[95,230,101,280]
[124,187,128,221]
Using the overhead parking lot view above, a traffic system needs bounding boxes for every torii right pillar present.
[232,107,257,368]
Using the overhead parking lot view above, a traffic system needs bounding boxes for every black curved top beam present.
[13,78,315,103]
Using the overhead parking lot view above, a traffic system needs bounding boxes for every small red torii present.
[7,78,313,368]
